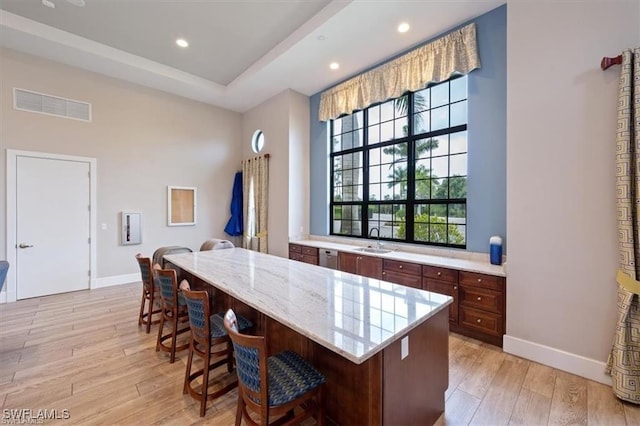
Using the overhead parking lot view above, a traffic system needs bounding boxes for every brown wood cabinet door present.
[358,255,382,279]
[338,252,382,279]
[423,278,458,324]
[382,270,422,289]
[289,252,301,261]
[338,252,359,274]
[300,254,318,265]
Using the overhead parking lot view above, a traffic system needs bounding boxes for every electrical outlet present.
[401,336,409,359]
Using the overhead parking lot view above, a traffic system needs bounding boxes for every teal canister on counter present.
[490,236,503,265]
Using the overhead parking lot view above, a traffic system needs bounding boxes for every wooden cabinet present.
[288,243,318,265]
[424,278,459,324]
[422,266,459,325]
[456,271,506,346]
[290,242,506,347]
[382,259,422,289]
[338,252,382,279]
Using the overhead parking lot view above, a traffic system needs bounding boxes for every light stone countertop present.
[165,248,452,365]
[292,236,507,277]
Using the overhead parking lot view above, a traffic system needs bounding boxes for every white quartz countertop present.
[165,248,452,365]
[292,238,506,277]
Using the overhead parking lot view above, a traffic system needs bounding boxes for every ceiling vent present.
[14,88,91,122]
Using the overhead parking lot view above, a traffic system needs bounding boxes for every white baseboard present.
[503,335,612,385]
[0,275,138,304]
[92,273,140,289]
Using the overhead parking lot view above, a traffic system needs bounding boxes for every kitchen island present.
[165,248,452,425]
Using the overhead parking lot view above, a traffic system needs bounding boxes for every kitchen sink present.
[353,247,392,254]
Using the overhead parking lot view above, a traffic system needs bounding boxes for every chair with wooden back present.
[155,269,190,363]
[181,290,253,417]
[223,309,326,426]
[135,254,162,333]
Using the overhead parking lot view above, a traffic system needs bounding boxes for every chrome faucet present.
[368,227,383,249]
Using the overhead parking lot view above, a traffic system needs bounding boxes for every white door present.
[16,156,91,299]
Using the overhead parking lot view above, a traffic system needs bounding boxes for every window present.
[251,130,265,153]
[330,76,467,248]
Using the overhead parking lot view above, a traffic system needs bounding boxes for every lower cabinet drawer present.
[382,270,421,289]
[301,246,319,256]
[289,252,317,265]
[423,278,458,324]
[289,244,302,253]
[459,306,503,336]
[300,254,318,265]
[459,285,503,314]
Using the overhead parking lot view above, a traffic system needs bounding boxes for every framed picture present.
[168,186,196,226]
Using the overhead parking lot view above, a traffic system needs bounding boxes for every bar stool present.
[181,290,253,417]
[223,309,326,426]
[135,254,162,334]
[155,269,190,363]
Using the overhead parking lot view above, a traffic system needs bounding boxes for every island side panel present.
[383,307,449,425]
[313,343,383,426]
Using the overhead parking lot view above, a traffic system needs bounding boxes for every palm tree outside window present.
[330,75,468,248]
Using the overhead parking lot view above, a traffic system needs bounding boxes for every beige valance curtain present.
[319,23,481,122]
[607,47,640,403]
[242,155,269,253]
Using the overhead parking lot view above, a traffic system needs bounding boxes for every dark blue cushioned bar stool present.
[181,290,253,417]
[223,309,326,426]
[135,254,162,334]
[0,261,9,293]
[155,269,190,363]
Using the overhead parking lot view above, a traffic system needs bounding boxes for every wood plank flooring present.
[1,283,639,425]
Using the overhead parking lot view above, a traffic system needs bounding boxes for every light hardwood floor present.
[0,283,638,425]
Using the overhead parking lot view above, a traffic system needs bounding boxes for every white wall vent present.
[14,88,91,122]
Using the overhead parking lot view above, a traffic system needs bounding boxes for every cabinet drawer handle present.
[476,319,482,323]
[477,278,482,283]
[437,272,442,276]
[477,296,482,301]
[382,272,386,275]
[454,286,457,290]
[399,265,403,269]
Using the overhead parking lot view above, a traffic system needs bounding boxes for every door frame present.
[5,149,97,303]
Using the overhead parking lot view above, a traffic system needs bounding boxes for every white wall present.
[0,48,242,281]
[505,0,640,383]
[241,90,291,258]
[288,91,311,241]
[241,89,310,258]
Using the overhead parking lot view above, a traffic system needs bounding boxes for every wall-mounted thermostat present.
[121,212,142,245]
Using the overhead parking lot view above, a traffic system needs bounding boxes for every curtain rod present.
[601,55,622,70]
[244,153,270,161]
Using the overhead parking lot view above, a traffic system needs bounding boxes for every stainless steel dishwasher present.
[318,249,338,270]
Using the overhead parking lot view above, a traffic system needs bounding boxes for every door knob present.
[18,243,34,248]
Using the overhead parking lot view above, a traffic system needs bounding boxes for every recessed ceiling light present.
[41,0,55,8]
[329,62,340,70]
[317,35,326,41]
[176,38,189,48]
[398,22,410,33]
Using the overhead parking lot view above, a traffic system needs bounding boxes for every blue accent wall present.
[309,4,507,253]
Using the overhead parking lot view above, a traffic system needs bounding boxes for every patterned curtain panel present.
[241,155,269,253]
[607,47,640,403]
[318,23,480,122]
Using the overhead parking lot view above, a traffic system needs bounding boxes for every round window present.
[251,130,265,153]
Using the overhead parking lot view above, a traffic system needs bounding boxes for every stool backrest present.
[155,269,179,310]
[224,309,268,408]
[181,290,211,345]
[135,254,155,293]
[152,246,193,268]
[0,261,9,293]
[200,238,235,251]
